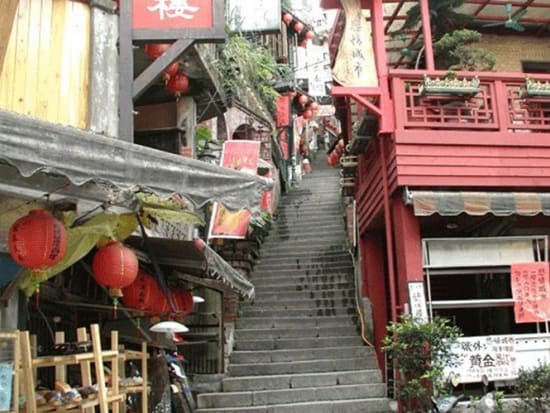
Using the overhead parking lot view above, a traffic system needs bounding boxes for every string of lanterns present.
[282,10,315,48]
[144,42,190,96]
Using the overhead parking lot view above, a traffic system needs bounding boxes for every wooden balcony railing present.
[390,70,550,134]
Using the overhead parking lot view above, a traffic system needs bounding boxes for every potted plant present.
[383,314,462,413]
[420,71,481,96]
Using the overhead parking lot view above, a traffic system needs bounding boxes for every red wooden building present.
[321,0,550,381]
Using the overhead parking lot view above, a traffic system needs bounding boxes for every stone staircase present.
[195,156,391,412]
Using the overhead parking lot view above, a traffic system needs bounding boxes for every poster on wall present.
[510,262,550,323]
[445,335,518,384]
[208,140,260,239]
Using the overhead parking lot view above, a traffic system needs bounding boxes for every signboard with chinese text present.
[276,95,290,128]
[227,0,281,33]
[511,262,550,323]
[132,0,224,40]
[208,140,260,239]
[408,282,428,323]
[446,335,518,384]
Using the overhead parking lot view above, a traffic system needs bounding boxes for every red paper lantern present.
[294,22,304,34]
[298,95,308,106]
[193,238,205,251]
[169,287,194,316]
[144,43,171,59]
[299,39,309,48]
[166,73,190,96]
[8,209,67,270]
[122,269,165,312]
[163,61,180,80]
[282,13,293,25]
[302,109,313,120]
[92,241,138,296]
[309,101,319,111]
[305,30,315,40]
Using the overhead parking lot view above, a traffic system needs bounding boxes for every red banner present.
[276,95,290,127]
[133,0,213,29]
[208,140,260,239]
[511,262,550,323]
[260,166,274,214]
[279,129,289,160]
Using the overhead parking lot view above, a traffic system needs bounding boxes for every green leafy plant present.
[513,363,550,413]
[382,314,462,413]
[434,29,496,71]
[194,124,212,153]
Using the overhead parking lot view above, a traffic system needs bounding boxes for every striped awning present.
[404,190,550,217]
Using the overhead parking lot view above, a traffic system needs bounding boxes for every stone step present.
[259,246,348,259]
[233,335,363,351]
[256,251,349,264]
[222,369,383,392]
[238,306,356,318]
[197,383,386,409]
[251,280,354,293]
[227,356,376,377]
[234,325,358,340]
[239,297,355,311]
[235,315,357,329]
[252,267,354,280]
[229,345,372,364]
[252,288,355,302]
[254,257,351,270]
[195,397,392,413]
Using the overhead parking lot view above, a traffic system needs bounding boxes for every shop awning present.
[127,237,254,300]
[0,109,270,211]
[405,189,550,217]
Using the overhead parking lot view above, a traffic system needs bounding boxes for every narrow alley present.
[195,155,390,412]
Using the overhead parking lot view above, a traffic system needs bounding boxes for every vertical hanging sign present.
[510,262,550,323]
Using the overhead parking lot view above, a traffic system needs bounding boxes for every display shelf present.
[19,324,140,413]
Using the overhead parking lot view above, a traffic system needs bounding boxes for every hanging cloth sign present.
[510,262,550,323]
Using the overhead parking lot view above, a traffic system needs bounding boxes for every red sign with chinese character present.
[220,140,260,175]
[276,95,290,127]
[511,262,550,323]
[133,0,213,29]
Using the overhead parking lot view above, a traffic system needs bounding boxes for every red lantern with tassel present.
[92,241,138,317]
[294,22,304,34]
[282,12,293,25]
[309,101,319,112]
[305,30,315,40]
[302,109,313,120]
[144,43,171,59]
[298,94,308,106]
[8,209,67,305]
[166,73,190,96]
[171,287,194,316]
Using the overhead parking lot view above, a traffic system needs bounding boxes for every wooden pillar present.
[419,0,435,71]
[360,233,388,370]
[391,195,423,310]
[89,0,119,137]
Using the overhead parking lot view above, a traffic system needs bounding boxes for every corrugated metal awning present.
[0,109,270,211]
[405,189,550,217]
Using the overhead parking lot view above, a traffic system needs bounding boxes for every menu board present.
[511,262,550,323]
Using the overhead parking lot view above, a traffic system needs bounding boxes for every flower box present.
[520,78,550,98]
[420,74,480,97]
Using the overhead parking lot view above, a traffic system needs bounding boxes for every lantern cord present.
[113,297,119,320]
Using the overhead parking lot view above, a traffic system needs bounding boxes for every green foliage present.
[513,363,550,413]
[434,29,496,71]
[211,33,292,113]
[382,314,462,413]
[194,124,212,153]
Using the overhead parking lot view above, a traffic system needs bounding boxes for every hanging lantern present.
[8,209,67,304]
[294,22,304,34]
[305,30,315,40]
[92,241,138,317]
[309,101,319,112]
[122,269,166,314]
[169,287,194,316]
[299,39,309,48]
[163,61,180,80]
[298,95,308,106]
[193,238,205,251]
[302,109,313,120]
[282,12,293,25]
[166,73,190,96]
[144,43,171,59]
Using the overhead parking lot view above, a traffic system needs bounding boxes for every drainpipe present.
[378,135,397,323]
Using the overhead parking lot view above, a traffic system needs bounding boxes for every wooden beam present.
[0,0,19,73]
[132,38,193,100]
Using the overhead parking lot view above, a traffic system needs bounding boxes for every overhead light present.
[193,295,205,304]
[445,222,459,230]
